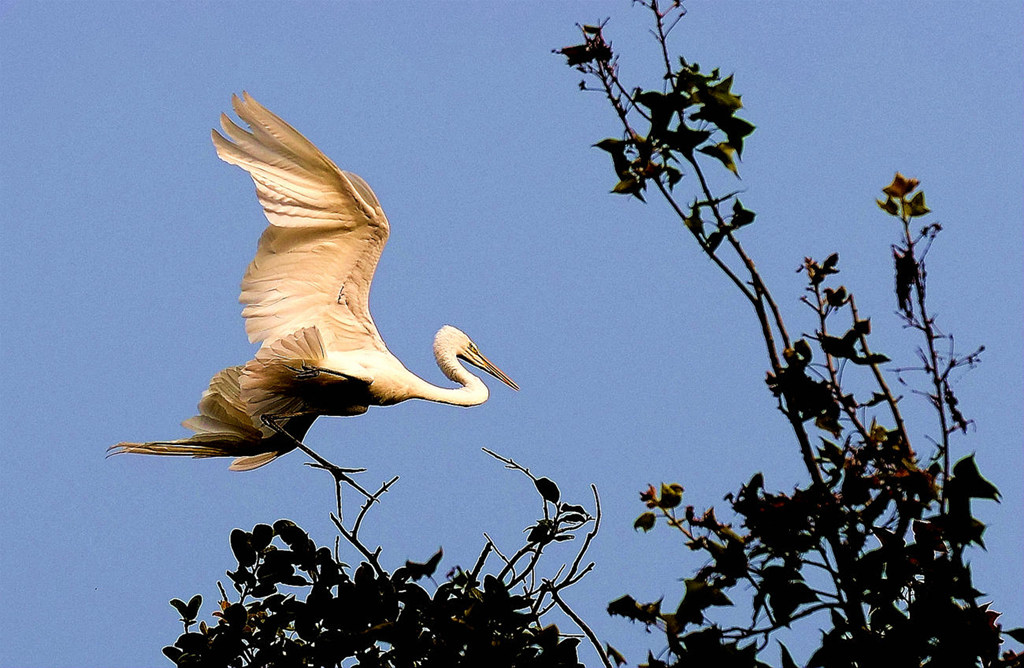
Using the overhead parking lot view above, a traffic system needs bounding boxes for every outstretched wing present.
[212,92,390,352]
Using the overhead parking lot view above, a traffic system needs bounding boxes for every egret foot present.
[260,413,375,513]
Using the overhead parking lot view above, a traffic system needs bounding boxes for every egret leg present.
[260,414,375,515]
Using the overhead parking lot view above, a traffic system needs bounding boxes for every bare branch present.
[549,586,614,668]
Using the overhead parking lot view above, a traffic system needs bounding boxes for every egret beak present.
[464,347,520,391]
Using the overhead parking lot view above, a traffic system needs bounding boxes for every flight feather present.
[212,92,390,351]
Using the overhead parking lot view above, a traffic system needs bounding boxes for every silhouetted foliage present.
[163,452,601,668]
[557,2,1022,666]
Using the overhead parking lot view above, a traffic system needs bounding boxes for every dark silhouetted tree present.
[556,2,1021,666]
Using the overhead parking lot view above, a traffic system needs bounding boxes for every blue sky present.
[1,2,1021,666]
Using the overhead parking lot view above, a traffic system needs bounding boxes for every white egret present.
[112,93,518,471]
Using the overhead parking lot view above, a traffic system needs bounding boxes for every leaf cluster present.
[163,458,600,668]
[614,207,1018,668]
[588,61,753,204]
[623,447,1014,667]
[558,16,754,208]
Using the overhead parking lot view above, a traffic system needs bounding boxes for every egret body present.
[113,93,517,470]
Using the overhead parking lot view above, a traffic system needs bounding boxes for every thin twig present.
[352,476,400,537]
[469,540,494,583]
[848,296,912,453]
[549,587,614,668]
[721,602,838,640]
[331,512,384,577]
[900,209,951,502]
[652,178,759,304]
[810,283,872,444]
[496,543,537,583]
[648,0,683,84]
[329,475,399,578]
[564,485,601,586]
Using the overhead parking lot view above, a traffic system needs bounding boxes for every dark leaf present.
[839,326,860,348]
[594,137,624,152]
[707,75,743,111]
[482,574,509,601]
[882,172,919,198]
[863,391,889,407]
[876,196,900,215]
[636,90,683,138]
[824,286,848,307]
[636,90,689,117]
[251,523,274,551]
[951,455,1001,501]
[185,594,202,621]
[271,520,304,549]
[894,248,918,315]
[527,519,556,544]
[665,127,712,155]
[684,211,704,236]
[607,643,628,666]
[851,352,890,366]
[817,438,844,465]
[698,142,739,176]
[717,115,756,156]
[690,75,743,127]
[658,483,684,509]
[607,595,661,624]
[907,190,930,217]
[676,579,732,626]
[403,548,444,581]
[170,598,193,622]
[534,477,561,504]
[820,335,855,360]
[230,529,256,568]
[612,177,646,201]
[731,199,755,227]
[595,138,632,177]
[634,512,657,532]
[557,42,610,66]
[162,646,183,663]
[173,632,207,653]
[768,580,818,623]
[221,602,247,628]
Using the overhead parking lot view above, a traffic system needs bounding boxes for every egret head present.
[434,325,519,391]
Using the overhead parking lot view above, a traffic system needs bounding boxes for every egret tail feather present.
[110,365,315,471]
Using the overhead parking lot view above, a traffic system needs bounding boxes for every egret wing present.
[239,326,373,419]
[212,92,390,351]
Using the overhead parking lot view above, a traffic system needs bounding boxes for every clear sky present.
[1,2,1021,666]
